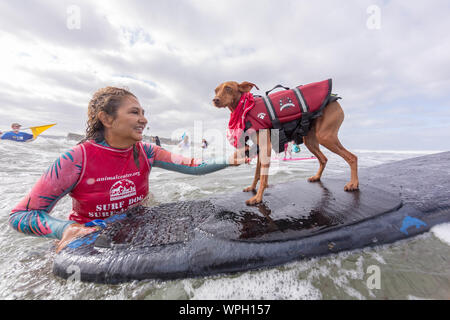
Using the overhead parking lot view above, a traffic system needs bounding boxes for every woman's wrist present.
[56,220,78,240]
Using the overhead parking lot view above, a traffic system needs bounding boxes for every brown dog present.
[213,81,359,205]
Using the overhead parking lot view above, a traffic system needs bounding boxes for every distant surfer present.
[1,123,34,142]
[178,134,190,150]
[9,87,245,253]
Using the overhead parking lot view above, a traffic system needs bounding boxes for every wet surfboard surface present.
[53,151,450,283]
[200,178,401,242]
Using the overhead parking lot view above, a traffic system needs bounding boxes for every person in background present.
[292,142,301,154]
[178,134,190,150]
[201,139,208,149]
[1,123,34,142]
[154,136,161,147]
[8,87,245,253]
[283,141,292,160]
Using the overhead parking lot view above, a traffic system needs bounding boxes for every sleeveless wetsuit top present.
[69,141,150,224]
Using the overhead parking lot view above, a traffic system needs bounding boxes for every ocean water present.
[0,137,449,300]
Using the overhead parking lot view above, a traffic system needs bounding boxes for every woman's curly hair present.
[82,86,141,168]
[84,86,137,142]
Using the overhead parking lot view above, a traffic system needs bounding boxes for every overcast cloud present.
[0,0,449,150]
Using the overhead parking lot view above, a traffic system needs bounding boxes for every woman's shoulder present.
[53,142,86,167]
[67,142,86,157]
[139,141,159,158]
[43,143,85,179]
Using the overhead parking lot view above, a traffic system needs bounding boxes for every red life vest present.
[245,79,334,132]
[69,141,150,224]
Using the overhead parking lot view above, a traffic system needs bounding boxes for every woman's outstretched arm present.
[142,143,234,175]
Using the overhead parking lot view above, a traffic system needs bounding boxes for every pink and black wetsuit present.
[9,140,229,239]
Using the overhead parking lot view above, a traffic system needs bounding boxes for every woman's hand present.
[56,223,99,253]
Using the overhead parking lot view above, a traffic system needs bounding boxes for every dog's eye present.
[225,87,232,92]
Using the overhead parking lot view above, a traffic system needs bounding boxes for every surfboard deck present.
[53,151,450,284]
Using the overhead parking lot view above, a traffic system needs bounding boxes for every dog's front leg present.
[243,132,260,193]
[243,155,260,192]
[246,130,271,205]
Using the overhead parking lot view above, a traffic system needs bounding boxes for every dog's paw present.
[245,196,263,205]
[243,186,256,193]
[344,181,359,191]
[308,176,321,182]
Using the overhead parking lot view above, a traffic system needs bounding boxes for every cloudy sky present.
[0,0,449,150]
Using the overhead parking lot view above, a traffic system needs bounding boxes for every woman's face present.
[107,96,148,145]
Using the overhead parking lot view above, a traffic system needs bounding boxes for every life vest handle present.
[265,84,290,96]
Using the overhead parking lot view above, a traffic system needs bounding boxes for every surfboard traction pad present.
[53,151,450,283]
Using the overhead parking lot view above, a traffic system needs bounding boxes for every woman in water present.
[9,87,244,252]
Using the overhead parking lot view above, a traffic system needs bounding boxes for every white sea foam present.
[189,268,322,300]
[431,223,450,246]
[408,295,432,300]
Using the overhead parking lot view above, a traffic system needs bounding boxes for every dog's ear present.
[238,82,259,93]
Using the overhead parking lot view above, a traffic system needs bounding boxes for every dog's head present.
[212,81,259,111]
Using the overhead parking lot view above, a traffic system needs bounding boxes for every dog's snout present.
[213,98,220,105]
